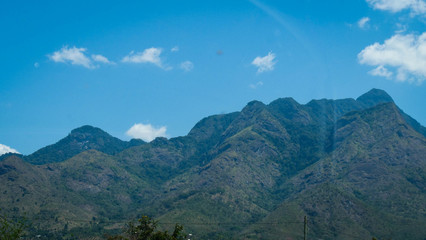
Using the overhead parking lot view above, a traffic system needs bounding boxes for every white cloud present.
[358,32,426,83]
[126,123,167,142]
[49,47,112,69]
[49,46,94,69]
[180,61,194,72]
[358,17,370,29]
[395,23,408,33]
[369,65,393,78]
[0,144,19,156]
[122,47,171,70]
[171,46,179,52]
[92,54,112,64]
[249,81,264,89]
[366,0,426,14]
[251,52,277,73]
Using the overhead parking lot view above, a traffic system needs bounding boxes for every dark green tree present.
[107,215,186,240]
[0,211,27,240]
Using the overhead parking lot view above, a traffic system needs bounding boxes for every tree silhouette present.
[107,215,186,240]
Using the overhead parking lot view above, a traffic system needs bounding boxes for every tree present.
[107,215,186,240]
[0,211,27,240]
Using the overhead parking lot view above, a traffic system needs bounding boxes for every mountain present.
[246,102,426,239]
[1,89,425,239]
[24,125,145,165]
[356,88,394,108]
[0,152,23,161]
[356,88,426,137]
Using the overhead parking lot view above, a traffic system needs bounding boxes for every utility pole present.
[304,215,307,240]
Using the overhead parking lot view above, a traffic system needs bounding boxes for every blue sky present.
[1,0,425,155]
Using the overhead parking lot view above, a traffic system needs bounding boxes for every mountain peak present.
[241,100,266,114]
[25,125,144,165]
[70,125,107,135]
[268,97,312,123]
[0,152,24,162]
[268,97,299,107]
[356,88,394,108]
[246,100,265,108]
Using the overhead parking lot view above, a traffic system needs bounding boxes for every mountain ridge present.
[1,88,425,239]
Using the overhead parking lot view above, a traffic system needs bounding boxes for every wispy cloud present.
[249,81,264,89]
[122,47,171,70]
[92,54,113,64]
[126,123,167,142]
[358,17,371,29]
[49,46,112,69]
[366,0,426,15]
[395,23,408,33]
[358,32,426,83]
[171,46,179,52]
[369,65,393,78]
[252,52,277,73]
[49,46,94,68]
[0,144,19,156]
[180,61,194,72]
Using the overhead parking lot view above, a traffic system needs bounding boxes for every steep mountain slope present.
[0,89,425,239]
[24,125,145,165]
[246,102,426,239]
[356,88,426,137]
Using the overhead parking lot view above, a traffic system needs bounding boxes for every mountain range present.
[0,89,425,239]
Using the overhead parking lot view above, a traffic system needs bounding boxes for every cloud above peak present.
[252,52,277,73]
[49,46,111,69]
[366,0,426,15]
[126,123,167,142]
[0,144,20,156]
[358,32,426,83]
